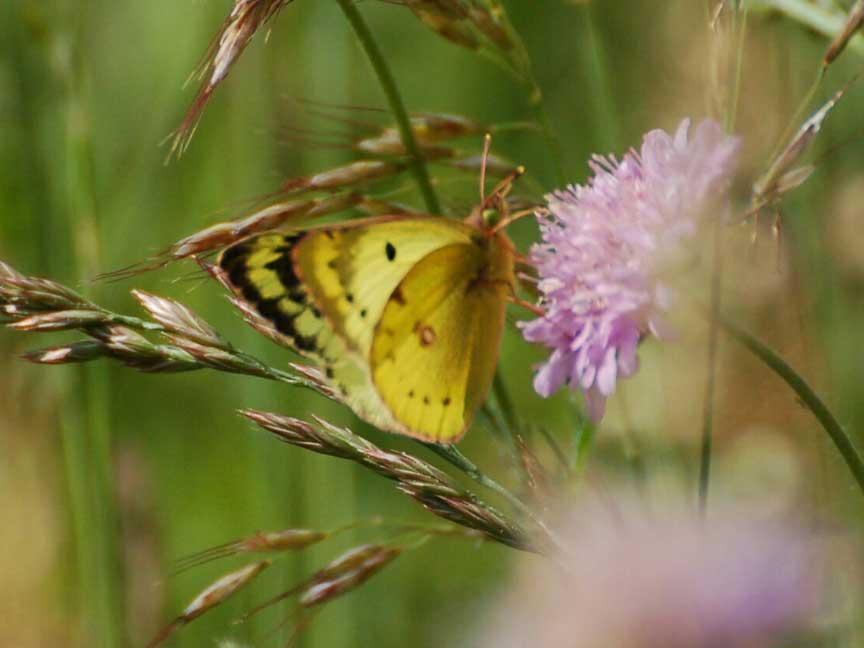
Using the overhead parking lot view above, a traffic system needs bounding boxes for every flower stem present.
[698,213,729,515]
[334,0,441,214]
[721,315,864,498]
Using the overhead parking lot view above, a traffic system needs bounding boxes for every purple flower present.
[521,118,740,420]
[476,500,830,648]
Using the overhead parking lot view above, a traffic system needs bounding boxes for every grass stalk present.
[580,4,621,152]
[58,8,123,643]
[721,316,864,498]
[334,0,442,214]
[698,223,722,516]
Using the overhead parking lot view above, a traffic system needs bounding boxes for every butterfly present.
[217,166,525,444]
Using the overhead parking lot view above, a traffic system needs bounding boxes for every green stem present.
[492,371,519,438]
[488,0,566,184]
[698,221,723,516]
[724,2,748,133]
[582,4,621,152]
[721,315,864,497]
[529,90,566,186]
[59,6,122,644]
[335,0,441,214]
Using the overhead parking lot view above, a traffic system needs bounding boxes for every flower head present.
[476,500,831,648]
[521,118,740,420]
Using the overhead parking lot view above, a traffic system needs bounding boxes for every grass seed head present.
[147,561,272,648]
[170,0,292,158]
[299,545,402,608]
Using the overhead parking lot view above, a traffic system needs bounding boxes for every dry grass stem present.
[824,0,864,66]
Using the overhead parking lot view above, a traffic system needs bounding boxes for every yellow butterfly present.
[218,169,524,444]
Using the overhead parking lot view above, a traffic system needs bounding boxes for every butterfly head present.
[466,164,526,235]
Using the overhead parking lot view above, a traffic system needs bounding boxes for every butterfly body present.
[219,213,515,444]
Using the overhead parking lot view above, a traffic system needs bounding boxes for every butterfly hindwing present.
[219,233,336,359]
[218,231,408,432]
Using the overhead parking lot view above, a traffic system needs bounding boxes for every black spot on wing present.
[385,242,396,261]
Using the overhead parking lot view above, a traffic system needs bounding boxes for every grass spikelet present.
[170,0,292,159]
[174,529,329,574]
[751,82,852,214]
[147,561,272,648]
[298,545,401,608]
[280,160,406,195]
[21,340,108,365]
[8,309,110,332]
[238,543,402,639]
[405,3,480,50]
[132,290,230,351]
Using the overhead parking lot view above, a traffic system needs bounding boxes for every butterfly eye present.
[481,207,501,227]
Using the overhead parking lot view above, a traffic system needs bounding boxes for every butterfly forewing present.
[292,217,475,355]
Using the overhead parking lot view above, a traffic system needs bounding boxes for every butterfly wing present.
[370,239,514,442]
[217,217,493,440]
[291,217,476,356]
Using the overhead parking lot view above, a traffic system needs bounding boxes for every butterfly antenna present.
[482,165,526,212]
[480,132,492,202]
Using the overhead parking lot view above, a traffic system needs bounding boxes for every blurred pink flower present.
[477,501,828,648]
[521,119,740,420]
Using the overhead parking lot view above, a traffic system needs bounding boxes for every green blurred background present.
[2,1,864,646]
